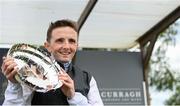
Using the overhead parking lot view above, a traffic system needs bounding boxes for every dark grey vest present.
[31,63,92,105]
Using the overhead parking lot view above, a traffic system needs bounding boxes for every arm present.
[3,81,33,105]
[3,81,23,105]
[67,77,104,106]
[1,56,33,105]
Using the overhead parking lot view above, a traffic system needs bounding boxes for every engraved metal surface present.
[7,43,62,92]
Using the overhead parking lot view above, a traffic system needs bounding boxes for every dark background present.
[0,48,9,105]
[75,51,145,105]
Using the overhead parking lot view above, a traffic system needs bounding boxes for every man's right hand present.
[1,56,18,83]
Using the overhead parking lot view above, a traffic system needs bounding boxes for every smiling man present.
[1,19,103,105]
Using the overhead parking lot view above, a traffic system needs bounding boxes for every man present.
[1,19,103,105]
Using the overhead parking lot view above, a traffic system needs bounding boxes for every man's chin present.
[61,61,69,63]
[55,55,70,63]
[58,59,70,63]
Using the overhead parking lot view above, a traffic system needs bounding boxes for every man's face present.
[45,26,78,63]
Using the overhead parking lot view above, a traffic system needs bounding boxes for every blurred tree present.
[148,21,180,105]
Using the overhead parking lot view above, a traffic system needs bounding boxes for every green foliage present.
[148,21,180,105]
[165,86,180,105]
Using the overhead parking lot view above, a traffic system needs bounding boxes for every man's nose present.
[62,40,70,48]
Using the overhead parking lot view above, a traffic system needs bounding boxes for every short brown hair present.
[46,19,78,42]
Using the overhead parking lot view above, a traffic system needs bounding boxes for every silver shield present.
[7,43,62,92]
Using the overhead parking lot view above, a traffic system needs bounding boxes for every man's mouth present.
[60,52,71,55]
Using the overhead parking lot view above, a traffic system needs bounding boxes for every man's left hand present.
[59,70,75,99]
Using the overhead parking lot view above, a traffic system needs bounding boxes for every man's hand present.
[1,56,18,83]
[59,69,75,99]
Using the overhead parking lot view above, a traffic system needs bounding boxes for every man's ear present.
[44,41,51,52]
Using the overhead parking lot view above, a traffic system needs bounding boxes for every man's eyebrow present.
[55,38,63,41]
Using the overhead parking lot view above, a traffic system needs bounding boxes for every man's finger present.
[4,63,17,76]
[3,56,14,63]
[3,58,15,71]
[59,76,69,81]
[59,73,71,81]
[61,80,72,88]
[7,67,18,83]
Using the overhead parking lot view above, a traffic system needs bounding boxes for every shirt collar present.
[57,61,71,72]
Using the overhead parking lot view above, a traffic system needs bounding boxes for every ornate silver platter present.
[7,43,62,92]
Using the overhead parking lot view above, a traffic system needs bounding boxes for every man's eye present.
[56,39,64,43]
[69,39,76,44]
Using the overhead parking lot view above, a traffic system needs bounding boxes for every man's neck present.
[57,61,71,72]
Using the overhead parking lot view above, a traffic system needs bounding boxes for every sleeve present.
[67,76,104,106]
[3,81,33,106]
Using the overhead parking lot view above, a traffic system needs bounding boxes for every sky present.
[167,27,180,72]
[150,18,180,105]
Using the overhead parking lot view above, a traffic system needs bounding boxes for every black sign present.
[74,50,145,105]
